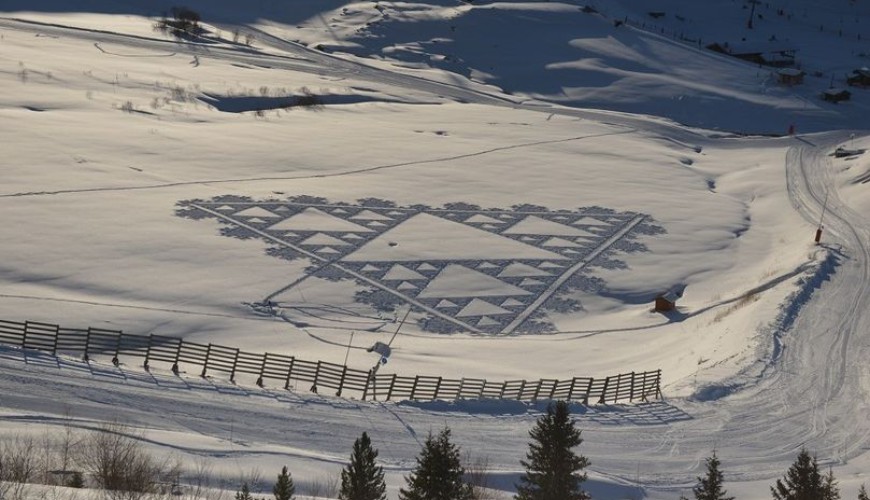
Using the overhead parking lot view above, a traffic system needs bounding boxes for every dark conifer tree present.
[771,448,823,500]
[340,432,387,500]
[399,427,473,500]
[236,482,253,500]
[688,452,734,500]
[821,467,840,500]
[515,401,590,500]
[273,466,295,500]
[858,484,868,500]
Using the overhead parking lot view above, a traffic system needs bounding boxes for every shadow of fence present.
[0,319,661,404]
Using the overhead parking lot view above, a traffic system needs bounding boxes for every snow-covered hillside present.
[1,0,869,498]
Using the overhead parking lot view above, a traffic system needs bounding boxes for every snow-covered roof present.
[725,40,797,55]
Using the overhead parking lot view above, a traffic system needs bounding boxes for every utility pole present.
[815,191,829,244]
[747,0,760,29]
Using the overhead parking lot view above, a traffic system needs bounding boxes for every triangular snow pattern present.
[520,278,546,287]
[300,233,351,246]
[520,236,539,242]
[382,264,427,281]
[456,298,512,317]
[501,298,525,307]
[344,213,563,262]
[342,233,364,240]
[388,211,405,216]
[360,264,381,272]
[573,216,611,226]
[464,214,504,224]
[542,237,581,248]
[275,206,290,212]
[418,264,532,299]
[316,247,340,254]
[538,262,564,269]
[279,232,299,238]
[397,281,417,291]
[476,316,501,327]
[417,263,438,272]
[331,208,348,215]
[235,206,280,218]
[436,299,459,309]
[498,263,552,278]
[246,217,267,224]
[216,205,235,211]
[366,221,388,228]
[269,208,373,233]
[504,216,598,237]
[350,210,393,221]
[477,262,499,270]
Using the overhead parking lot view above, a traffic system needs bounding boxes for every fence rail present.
[0,319,662,404]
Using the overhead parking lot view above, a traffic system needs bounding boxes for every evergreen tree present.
[236,482,254,500]
[689,452,734,500]
[770,448,823,500]
[399,427,473,500]
[340,432,387,500]
[821,468,840,500]
[273,466,295,500]
[858,484,868,500]
[515,401,590,500]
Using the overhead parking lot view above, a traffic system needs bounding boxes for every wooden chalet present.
[707,40,797,67]
[822,88,851,103]
[777,68,804,86]
[847,68,870,87]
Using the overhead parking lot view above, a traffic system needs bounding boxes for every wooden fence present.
[0,319,661,404]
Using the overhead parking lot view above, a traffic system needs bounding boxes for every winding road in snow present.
[0,15,869,494]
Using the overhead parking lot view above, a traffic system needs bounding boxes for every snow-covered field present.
[1,0,869,498]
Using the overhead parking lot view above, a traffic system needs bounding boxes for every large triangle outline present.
[417,264,532,299]
[268,208,374,233]
[503,215,598,237]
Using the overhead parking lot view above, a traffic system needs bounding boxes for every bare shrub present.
[298,472,338,499]
[0,435,39,500]
[77,422,179,500]
[181,457,225,500]
[465,454,507,500]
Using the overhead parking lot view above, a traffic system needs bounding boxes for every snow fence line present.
[0,319,662,405]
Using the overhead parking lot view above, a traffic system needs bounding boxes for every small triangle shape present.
[397,281,418,291]
[300,233,351,246]
[476,316,501,327]
[235,206,280,218]
[388,211,405,216]
[539,262,563,269]
[501,298,525,307]
[465,214,504,224]
[436,299,459,309]
[366,221,388,227]
[275,206,290,212]
[573,216,611,226]
[417,263,438,272]
[383,264,427,281]
[246,217,267,224]
[477,262,499,270]
[216,205,235,211]
[331,208,348,215]
[342,233,364,240]
[360,264,381,272]
[316,247,339,254]
[498,263,552,278]
[351,210,393,221]
[543,237,581,248]
[456,298,512,317]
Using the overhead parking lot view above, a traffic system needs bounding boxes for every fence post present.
[499,381,507,399]
[284,357,296,390]
[22,321,28,348]
[387,374,397,400]
[532,380,543,402]
[144,335,153,371]
[434,376,443,400]
[83,328,92,362]
[257,353,267,387]
[312,360,322,393]
[548,379,557,400]
[598,377,609,404]
[171,339,182,375]
[655,369,663,399]
[410,375,421,400]
[362,369,373,401]
[51,324,58,355]
[112,332,121,367]
[629,371,636,402]
[201,344,212,378]
[337,365,348,397]
[230,349,240,383]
